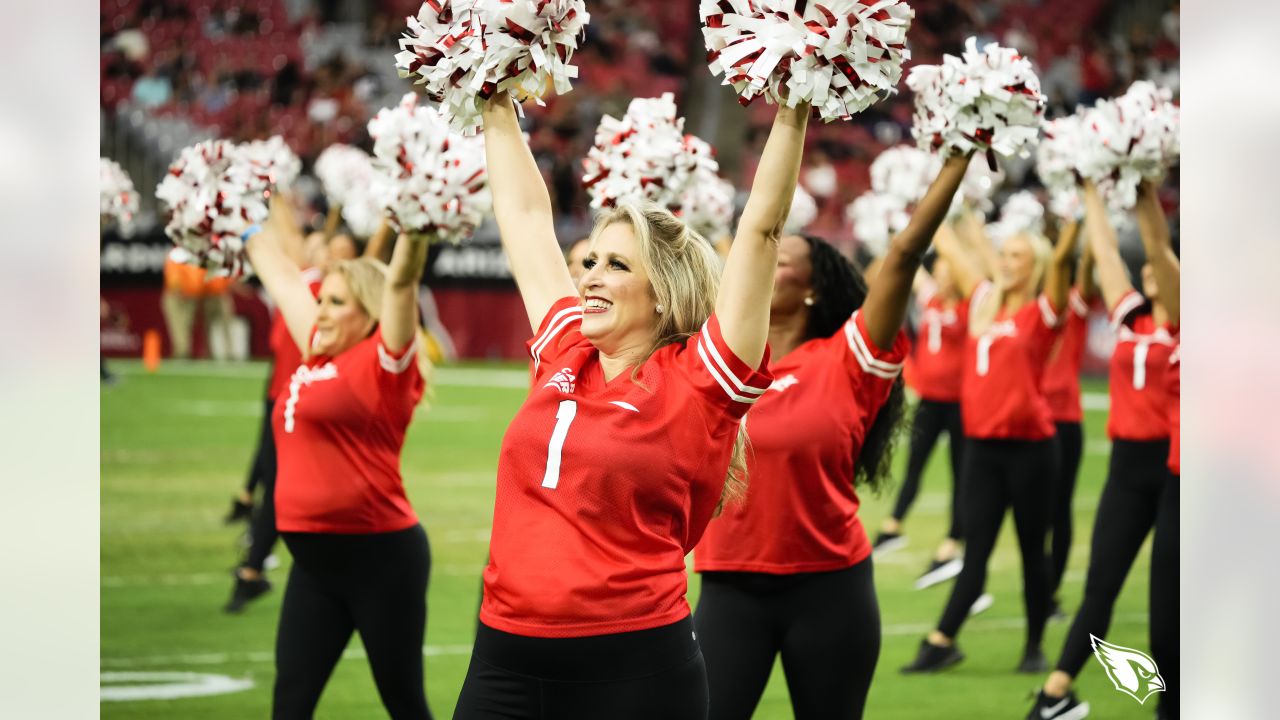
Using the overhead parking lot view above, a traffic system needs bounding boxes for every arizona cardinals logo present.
[1090,635,1166,705]
[544,367,576,394]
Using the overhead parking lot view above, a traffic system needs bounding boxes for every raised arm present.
[1135,180,1180,325]
[1081,180,1137,313]
[1044,217,1078,312]
[954,205,998,280]
[246,195,319,354]
[271,190,309,267]
[363,217,395,263]
[481,97,576,330]
[862,154,973,348]
[933,221,987,299]
[1076,219,1098,301]
[717,104,810,367]
[381,232,430,354]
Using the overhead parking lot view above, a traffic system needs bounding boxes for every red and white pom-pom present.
[986,190,1045,246]
[846,190,909,257]
[367,93,491,244]
[239,136,301,189]
[784,185,817,235]
[1036,113,1084,219]
[700,0,914,121]
[395,0,590,135]
[100,158,139,226]
[1076,81,1179,210]
[680,176,737,241]
[315,144,375,206]
[870,145,936,206]
[908,37,1045,159]
[582,94,699,210]
[155,139,271,277]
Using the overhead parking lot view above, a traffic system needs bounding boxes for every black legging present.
[275,525,433,720]
[1150,473,1179,719]
[1055,440,1173,677]
[244,398,278,572]
[937,438,1054,650]
[1049,421,1083,599]
[694,559,880,720]
[454,616,707,720]
[891,399,965,539]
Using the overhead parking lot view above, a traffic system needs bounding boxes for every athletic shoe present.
[1025,689,1090,720]
[872,531,908,556]
[900,639,965,673]
[968,593,994,616]
[264,553,281,571]
[224,497,253,524]
[1017,646,1049,674]
[915,557,963,590]
[224,572,271,614]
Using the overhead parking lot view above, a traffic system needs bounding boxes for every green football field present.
[101,360,1158,718]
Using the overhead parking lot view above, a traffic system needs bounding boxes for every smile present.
[583,297,612,314]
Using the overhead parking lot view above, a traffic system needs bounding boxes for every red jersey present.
[1167,343,1180,475]
[909,290,967,402]
[694,310,910,574]
[961,282,1064,440]
[266,268,323,401]
[1042,290,1091,423]
[1106,291,1177,441]
[480,297,772,638]
[273,328,424,534]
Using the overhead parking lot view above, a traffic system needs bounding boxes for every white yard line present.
[115,362,530,388]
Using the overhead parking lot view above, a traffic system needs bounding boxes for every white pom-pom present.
[987,190,1045,245]
[784,185,817,235]
[870,145,936,206]
[700,0,914,121]
[315,144,385,238]
[155,139,270,277]
[367,93,491,244]
[846,191,909,257]
[239,136,301,189]
[582,94,699,211]
[1075,81,1179,210]
[681,176,737,241]
[908,37,1045,159]
[100,158,139,226]
[958,157,1004,215]
[395,0,591,134]
[1035,113,1084,219]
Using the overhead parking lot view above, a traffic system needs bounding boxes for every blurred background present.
[99,0,1180,365]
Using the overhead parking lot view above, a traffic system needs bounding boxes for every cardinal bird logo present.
[1090,635,1166,705]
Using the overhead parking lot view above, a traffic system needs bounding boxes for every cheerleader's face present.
[578,223,658,356]
[771,234,814,315]
[999,234,1037,293]
[313,273,375,357]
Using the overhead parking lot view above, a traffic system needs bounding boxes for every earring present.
[655,304,665,314]
[803,296,815,307]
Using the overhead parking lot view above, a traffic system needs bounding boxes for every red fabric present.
[1166,344,1180,475]
[695,311,909,574]
[1042,289,1091,423]
[909,293,968,402]
[273,327,424,534]
[1106,291,1177,441]
[481,297,772,638]
[961,282,1064,440]
[266,269,323,401]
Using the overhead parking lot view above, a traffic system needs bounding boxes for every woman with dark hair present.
[1027,178,1180,720]
[692,151,974,720]
[902,203,1076,674]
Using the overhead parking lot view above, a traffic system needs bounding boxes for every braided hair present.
[801,235,906,494]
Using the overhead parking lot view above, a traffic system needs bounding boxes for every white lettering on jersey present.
[283,363,339,432]
[769,374,800,393]
[976,320,1017,377]
[1116,326,1175,391]
[543,367,577,394]
[922,307,958,354]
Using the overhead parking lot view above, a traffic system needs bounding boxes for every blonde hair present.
[588,200,749,512]
[970,231,1052,337]
[330,257,436,400]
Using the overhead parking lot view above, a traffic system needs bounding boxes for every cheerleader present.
[245,196,435,719]
[693,153,973,719]
[903,208,1075,674]
[451,97,809,720]
[1027,178,1180,719]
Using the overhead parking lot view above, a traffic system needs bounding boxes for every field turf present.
[102,360,1158,718]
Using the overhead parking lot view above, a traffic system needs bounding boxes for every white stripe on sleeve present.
[1109,292,1145,333]
[1038,295,1061,328]
[695,329,768,404]
[378,334,420,375]
[529,306,583,374]
[845,311,904,380]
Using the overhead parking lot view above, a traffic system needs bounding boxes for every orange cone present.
[142,329,162,372]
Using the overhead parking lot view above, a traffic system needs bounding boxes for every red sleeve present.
[844,309,910,411]
[1109,289,1147,332]
[1068,288,1090,320]
[526,297,587,381]
[374,327,420,378]
[683,313,773,422]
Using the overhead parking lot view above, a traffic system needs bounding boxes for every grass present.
[101,360,1157,718]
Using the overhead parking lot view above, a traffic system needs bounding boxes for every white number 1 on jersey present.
[541,400,578,489]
